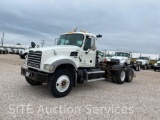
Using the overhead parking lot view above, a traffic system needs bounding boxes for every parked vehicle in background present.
[11,48,19,54]
[154,58,160,71]
[111,52,131,65]
[0,47,8,54]
[97,50,104,62]
[136,57,150,70]
[111,51,140,71]
[19,48,29,59]
[7,48,12,53]
[0,47,4,54]
[3,48,8,54]
[101,54,112,62]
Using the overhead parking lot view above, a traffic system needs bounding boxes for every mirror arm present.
[85,49,91,54]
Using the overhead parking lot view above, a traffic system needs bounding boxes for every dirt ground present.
[0,54,160,120]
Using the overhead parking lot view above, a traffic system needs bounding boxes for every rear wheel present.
[25,77,42,85]
[48,69,73,97]
[113,68,126,84]
[154,68,156,71]
[125,67,134,82]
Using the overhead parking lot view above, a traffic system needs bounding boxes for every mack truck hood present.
[136,59,147,62]
[30,45,80,52]
[136,59,148,65]
[112,56,128,61]
[111,56,128,64]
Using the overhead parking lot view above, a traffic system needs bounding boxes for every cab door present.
[80,36,96,67]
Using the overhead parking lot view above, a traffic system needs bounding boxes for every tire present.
[143,65,147,70]
[125,67,134,82]
[154,68,156,71]
[111,75,116,83]
[48,69,73,97]
[113,68,126,84]
[20,55,23,59]
[25,77,42,85]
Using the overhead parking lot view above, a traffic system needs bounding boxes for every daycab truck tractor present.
[111,51,141,71]
[21,30,135,97]
[136,56,150,70]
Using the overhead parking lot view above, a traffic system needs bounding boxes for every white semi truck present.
[136,57,150,70]
[111,51,140,71]
[19,48,29,59]
[21,31,135,97]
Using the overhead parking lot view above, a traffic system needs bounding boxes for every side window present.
[84,37,91,51]
[83,36,96,51]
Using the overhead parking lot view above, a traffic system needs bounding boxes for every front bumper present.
[154,66,160,69]
[21,66,49,83]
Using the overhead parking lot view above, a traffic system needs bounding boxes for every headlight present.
[44,64,55,71]
[154,63,157,66]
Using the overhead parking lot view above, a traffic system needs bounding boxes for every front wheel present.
[48,69,73,98]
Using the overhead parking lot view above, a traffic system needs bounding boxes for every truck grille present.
[157,63,160,67]
[136,61,142,65]
[27,51,42,68]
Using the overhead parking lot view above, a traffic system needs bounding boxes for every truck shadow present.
[20,79,113,99]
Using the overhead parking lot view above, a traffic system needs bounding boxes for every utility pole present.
[1,32,4,46]
[41,40,45,47]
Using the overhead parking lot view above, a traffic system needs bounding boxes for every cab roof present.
[63,32,97,38]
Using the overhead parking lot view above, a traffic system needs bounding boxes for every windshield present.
[57,34,84,47]
[105,54,112,57]
[138,57,149,60]
[115,52,129,57]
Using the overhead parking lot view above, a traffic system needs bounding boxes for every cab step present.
[85,70,105,82]
[87,71,105,74]
[87,78,105,82]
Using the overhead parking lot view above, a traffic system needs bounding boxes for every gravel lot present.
[0,54,160,120]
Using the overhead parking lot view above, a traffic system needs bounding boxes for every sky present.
[0,0,160,54]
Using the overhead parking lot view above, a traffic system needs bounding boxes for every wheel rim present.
[56,75,70,93]
[120,71,126,81]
